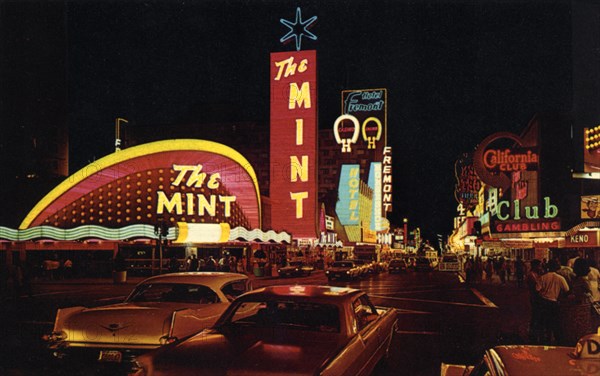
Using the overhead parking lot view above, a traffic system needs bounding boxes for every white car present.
[438,254,461,272]
[44,272,250,366]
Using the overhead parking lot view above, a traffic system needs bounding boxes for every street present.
[0,269,531,375]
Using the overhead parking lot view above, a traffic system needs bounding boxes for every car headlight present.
[325,270,330,274]
[346,271,350,274]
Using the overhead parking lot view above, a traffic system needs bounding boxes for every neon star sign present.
[280,7,317,51]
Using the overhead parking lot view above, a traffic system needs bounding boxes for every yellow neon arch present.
[20,139,261,229]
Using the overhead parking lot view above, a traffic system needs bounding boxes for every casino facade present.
[449,114,600,263]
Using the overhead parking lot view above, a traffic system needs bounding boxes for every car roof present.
[238,285,363,303]
[137,272,248,286]
[491,345,579,375]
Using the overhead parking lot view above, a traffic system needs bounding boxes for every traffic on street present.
[1,264,535,376]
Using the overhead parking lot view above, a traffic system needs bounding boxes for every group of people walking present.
[464,255,515,285]
[527,255,600,345]
[169,254,246,274]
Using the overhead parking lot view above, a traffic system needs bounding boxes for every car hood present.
[144,327,346,375]
[59,302,226,347]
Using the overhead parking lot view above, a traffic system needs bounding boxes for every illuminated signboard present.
[473,132,539,192]
[564,231,599,247]
[337,89,387,154]
[20,140,261,230]
[279,7,317,52]
[368,162,382,231]
[584,126,600,173]
[334,88,389,224]
[382,146,392,213]
[269,50,318,239]
[335,165,360,226]
[581,195,600,219]
[454,152,481,212]
[492,197,561,233]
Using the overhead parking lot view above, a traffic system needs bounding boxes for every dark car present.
[388,259,407,274]
[277,261,315,277]
[325,261,361,281]
[414,257,433,272]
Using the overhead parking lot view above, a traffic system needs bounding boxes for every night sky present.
[1,1,579,240]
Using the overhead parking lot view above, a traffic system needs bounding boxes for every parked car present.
[277,261,315,277]
[326,260,362,281]
[133,285,398,376]
[414,257,434,272]
[441,330,600,376]
[438,254,461,272]
[388,259,408,273]
[44,272,250,366]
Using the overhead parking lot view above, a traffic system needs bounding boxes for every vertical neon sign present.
[270,50,318,238]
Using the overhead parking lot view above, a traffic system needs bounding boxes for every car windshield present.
[289,261,303,267]
[416,258,429,264]
[390,260,405,266]
[332,261,354,268]
[226,299,340,333]
[126,283,219,304]
[442,256,458,262]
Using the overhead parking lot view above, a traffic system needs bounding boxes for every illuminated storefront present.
[451,115,600,261]
[0,139,291,274]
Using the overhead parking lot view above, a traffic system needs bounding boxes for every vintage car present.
[441,330,600,376]
[438,254,461,272]
[414,257,434,272]
[325,260,362,281]
[277,261,315,277]
[133,285,398,376]
[44,272,249,366]
[388,259,408,274]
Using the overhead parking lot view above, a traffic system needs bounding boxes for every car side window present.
[353,295,378,331]
[221,280,249,302]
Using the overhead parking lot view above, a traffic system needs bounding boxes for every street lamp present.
[154,218,169,274]
[115,117,128,152]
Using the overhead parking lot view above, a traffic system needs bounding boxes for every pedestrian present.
[237,256,246,273]
[556,255,575,287]
[188,254,199,271]
[63,258,73,279]
[568,258,591,304]
[526,259,543,344]
[515,256,525,288]
[464,257,474,284]
[586,258,600,303]
[485,258,494,283]
[206,256,217,271]
[494,257,506,285]
[536,259,569,344]
[229,256,236,273]
[474,256,483,284]
[168,255,180,273]
[560,258,592,345]
[586,258,600,328]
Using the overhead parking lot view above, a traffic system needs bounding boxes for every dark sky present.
[1,0,578,239]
